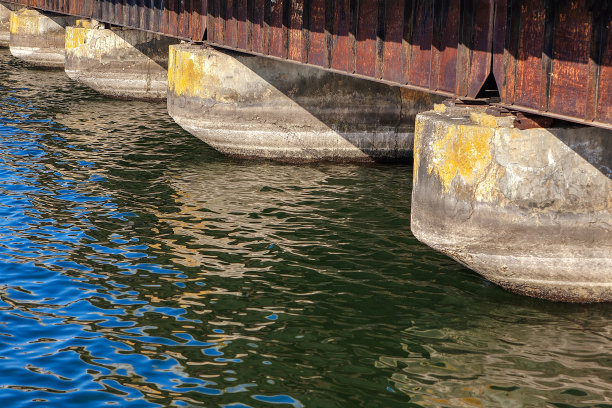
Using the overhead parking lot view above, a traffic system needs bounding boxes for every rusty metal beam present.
[3,0,611,129]
[493,0,612,129]
[3,0,208,40]
[203,0,494,100]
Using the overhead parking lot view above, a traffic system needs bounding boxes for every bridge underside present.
[3,0,612,130]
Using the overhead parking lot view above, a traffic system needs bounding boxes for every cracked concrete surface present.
[167,44,443,163]
[65,24,179,101]
[0,2,21,48]
[9,8,77,68]
[411,104,612,302]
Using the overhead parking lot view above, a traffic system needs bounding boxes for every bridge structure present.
[0,0,610,302]
[2,0,611,129]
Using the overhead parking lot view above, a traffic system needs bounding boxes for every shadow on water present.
[0,49,610,408]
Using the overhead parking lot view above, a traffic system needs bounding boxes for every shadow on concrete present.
[552,124,612,181]
[112,28,179,70]
[210,46,443,163]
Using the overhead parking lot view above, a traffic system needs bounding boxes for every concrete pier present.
[65,22,179,100]
[167,44,439,163]
[9,8,76,68]
[0,2,20,47]
[411,104,612,302]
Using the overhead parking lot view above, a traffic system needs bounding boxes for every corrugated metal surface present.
[4,0,207,40]
[3,0,611,128]
[206,0,495,99]
[493,0,612,129]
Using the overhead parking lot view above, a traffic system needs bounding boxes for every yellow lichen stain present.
[75,19,99,29]
[413,116,425,184]
[168,46,223,99]
[9,10,39,35]
[168,47,203,98]
[9,12,16,34]
[470,111,500,128]
[65,27,86,51]
[428,124,494,193]
[433,103,446,113]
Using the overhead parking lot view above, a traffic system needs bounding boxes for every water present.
[0,49,610,408]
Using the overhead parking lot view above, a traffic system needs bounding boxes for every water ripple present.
[0,49,610,408]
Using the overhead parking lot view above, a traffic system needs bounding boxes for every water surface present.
[0,49,610,408]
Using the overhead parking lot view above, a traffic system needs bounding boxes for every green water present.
[0,49,610,407]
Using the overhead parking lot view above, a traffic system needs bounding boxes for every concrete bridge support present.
[65,22,180,100]
[411,104,612,303]
[0,2,20,47]
[9,8,76,68]
[167,44,439,163]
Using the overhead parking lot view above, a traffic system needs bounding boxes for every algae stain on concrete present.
[169,48,205,98]
[65,27,86,51]
[168,46,234,101]
[413,117,425,184]
[9,10,39,35]
[8,11,16,34]
[428,124,495,194]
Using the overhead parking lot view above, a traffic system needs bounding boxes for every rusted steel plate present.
[597,14,612,123]
[4,0,610,128]
[381,0,404,83]
[5,0,493,98]
[236,0,248,50]
[308,0,326,66]
[432,0,460,93]
[355,0,378,77]
[201,0,493,99]
[287,0,304,62]
[251,0,264,52]
[409,0,434,89]
[223,0,236,47]
[548,1,591,119]
[467,0,494,96]
[330,0,351,72]
[515,0,545,110]
[493,0,612,129]
[4,0,206,40]
[491,0,506,95]
[267,0,285,58]
[208,0,220,43]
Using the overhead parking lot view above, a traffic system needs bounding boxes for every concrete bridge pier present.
[411,104,612,303]
[65,22,180,100]
[167,44,439,163]
[9,8,76,68]
[0,2,20,47]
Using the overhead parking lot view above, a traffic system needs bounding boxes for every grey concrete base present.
[65,24,179,100]
[167,44,440,163]
[411,105,612,303]
[9,8,77,68]
[0,3,21,47]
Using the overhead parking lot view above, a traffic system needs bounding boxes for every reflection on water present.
[0,49,610,408]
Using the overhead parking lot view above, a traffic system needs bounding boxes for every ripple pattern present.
[0,50,610,408]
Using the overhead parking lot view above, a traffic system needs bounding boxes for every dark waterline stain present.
[0,49,610,408]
